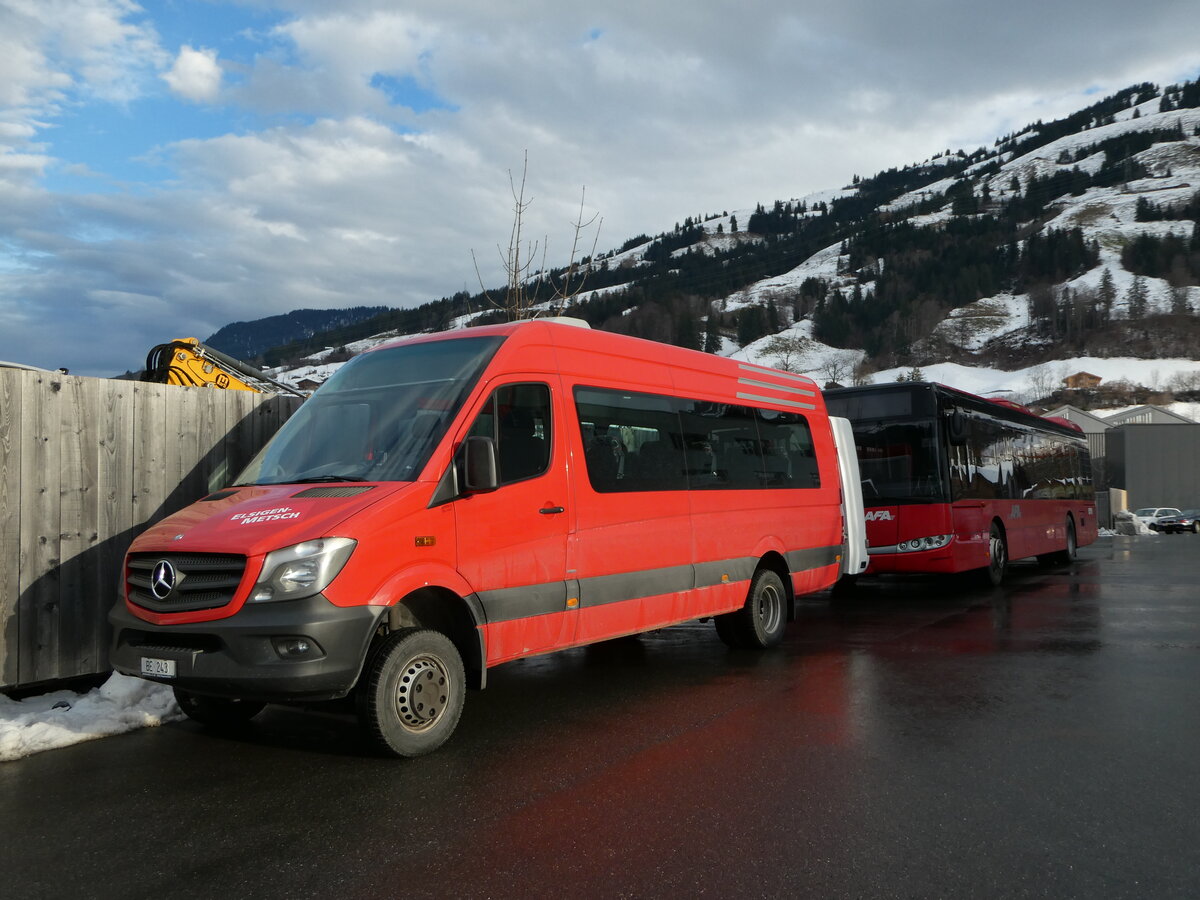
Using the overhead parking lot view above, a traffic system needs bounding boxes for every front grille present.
[127,553,247,613]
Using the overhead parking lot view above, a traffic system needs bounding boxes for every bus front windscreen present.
[852,419,947,504]
[234,336,504,486]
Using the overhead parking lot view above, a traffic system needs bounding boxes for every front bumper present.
[109,594,383,702]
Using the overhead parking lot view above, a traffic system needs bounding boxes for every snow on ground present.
[1,674,181,762]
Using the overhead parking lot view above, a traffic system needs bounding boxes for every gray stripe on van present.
[785,545,842,572]
[736,377,817,398]
[577,564,695,609]
[735,391,817,410]
[476,547,843,624]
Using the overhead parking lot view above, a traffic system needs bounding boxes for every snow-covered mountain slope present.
[261,77,1200,410]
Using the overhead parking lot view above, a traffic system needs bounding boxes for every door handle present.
[539,506,565,515]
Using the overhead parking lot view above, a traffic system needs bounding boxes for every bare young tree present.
[471,151,602,321]
[547,186,603,315]
[819,354,854,386]
[761,333,812,373]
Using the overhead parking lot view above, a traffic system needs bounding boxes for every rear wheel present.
[359,628,465,758]
[983,522,1008,587]
[173,688,265,727]
[715,568,787,649]
[1040,517,1077,566]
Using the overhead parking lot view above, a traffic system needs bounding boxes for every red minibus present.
[111,319,866,756]
[823,381,1097,587]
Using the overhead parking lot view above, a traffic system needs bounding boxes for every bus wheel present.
[984,523,1008,587]
[1052,517,1077,565]
[360,628,465,758]
[173,688,264,727]
[716,568,787,649]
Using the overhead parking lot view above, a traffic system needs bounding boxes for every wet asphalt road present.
[2,535,1199,899]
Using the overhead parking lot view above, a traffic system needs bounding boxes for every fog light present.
[272,637,324,660]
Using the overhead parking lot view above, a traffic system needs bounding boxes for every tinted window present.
[575,386,820,493]
[855,419,946,503]
[468,383,552,485]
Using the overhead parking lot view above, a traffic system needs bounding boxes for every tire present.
[983,522,1008,587]
[714,568,787,649]
[1193,522,1199,535]
[359,628,465,758]
[173,688,265,727]
[1050,517,1077,565]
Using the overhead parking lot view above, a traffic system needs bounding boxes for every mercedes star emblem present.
[151,560,177,601]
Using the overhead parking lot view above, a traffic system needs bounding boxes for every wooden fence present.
[1,369,302,691]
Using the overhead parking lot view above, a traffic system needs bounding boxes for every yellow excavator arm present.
[142,338,305,396]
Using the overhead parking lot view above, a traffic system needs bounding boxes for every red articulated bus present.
[823,381,1097,587]
[111,318,867,756]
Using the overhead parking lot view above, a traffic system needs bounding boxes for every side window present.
[468,383,552,485]
[758,409,820,489]
[575,386,685,492]
[575,386,821,492]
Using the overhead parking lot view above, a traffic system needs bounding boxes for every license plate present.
[140,657,177,678]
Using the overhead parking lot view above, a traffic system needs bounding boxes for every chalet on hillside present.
[1062,371,1102,390]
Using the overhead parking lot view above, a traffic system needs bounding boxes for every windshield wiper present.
[238,475,370,486]
[289,475,370,483]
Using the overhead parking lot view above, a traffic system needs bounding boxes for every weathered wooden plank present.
[0,369,26,685]
[20,373,64,684]
[95,378,135,673]
[196,388,227,494]
[173,384,202,507]
[132,382,168,530]
[56,376,99,676]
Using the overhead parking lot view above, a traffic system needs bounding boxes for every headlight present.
[896,534,953,553]
[251,537,357,603]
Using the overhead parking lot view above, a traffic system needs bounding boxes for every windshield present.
[851,419,947,504]
[1134,508,1156,516]
[234,336,504,486]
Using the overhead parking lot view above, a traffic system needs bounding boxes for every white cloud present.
[1,1,1199,374]
[162,45,223,104]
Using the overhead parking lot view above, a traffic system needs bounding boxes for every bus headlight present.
[251,538,357,602]
[897,534,953,553]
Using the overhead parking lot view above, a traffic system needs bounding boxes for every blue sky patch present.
[369,73,458,114]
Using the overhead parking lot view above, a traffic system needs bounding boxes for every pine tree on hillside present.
[1126,275,1149,318]
[1167,281,1191,315]
[675,310,700,351]
[1098,268,1117,323]
[703,315,722,353]
[737,305,769,347]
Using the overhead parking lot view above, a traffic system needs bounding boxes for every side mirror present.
[947,409,968,445]
[463,436,499,493]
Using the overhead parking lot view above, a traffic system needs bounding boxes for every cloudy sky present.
[1,0,1198,375]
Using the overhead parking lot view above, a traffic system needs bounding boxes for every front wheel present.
[983,523,1008,587]
[715,568,787,649]
[359,628,465,758]
[173,688,265,727]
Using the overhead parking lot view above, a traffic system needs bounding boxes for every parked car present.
[1157,509,1200,534]
[1133,507,1183,531]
